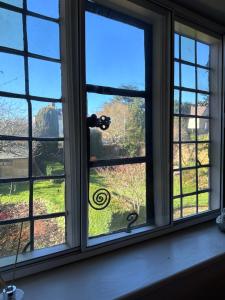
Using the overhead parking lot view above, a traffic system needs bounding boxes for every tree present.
[0,99,28,159]
[98,92,145,157]
[34,105,59,138]
[96,164,145,213]
[89,129,103,160]
[33,105,61,176]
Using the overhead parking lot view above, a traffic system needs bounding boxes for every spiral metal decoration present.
[126,212,139,233]
[89,188,111,210]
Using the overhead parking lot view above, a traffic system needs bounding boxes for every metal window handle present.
[87,114,111,131]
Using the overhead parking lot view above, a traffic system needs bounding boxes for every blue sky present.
[0,1,60,115]
[86,11,145,114]
[174,33,210,92]
[0,3,210,118]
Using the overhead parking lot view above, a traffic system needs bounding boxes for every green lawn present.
[0,169,209,239]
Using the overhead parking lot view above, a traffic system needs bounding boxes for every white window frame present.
[0,0,224,282]
[173,21,223,221]
[79,0,172,249]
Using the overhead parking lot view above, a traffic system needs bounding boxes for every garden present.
[0,94,210,256]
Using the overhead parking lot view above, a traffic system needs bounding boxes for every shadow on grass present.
[109,205,147,233]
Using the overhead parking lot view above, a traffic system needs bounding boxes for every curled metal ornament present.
[89,188,111,210]
[126,212,139,233]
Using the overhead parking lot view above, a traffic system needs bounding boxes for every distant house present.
[188,105,209,133]
[0,147,28,178]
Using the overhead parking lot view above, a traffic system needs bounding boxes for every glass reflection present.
[181,36,195,63]
[0,8,23,50]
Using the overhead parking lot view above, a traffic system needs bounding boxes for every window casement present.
[81,0,171,246]
[0,0,70,267]
[173,21,222,221]
[0,0,223,277]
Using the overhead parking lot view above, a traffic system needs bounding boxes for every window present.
[173,22,222,220]
[85,2,154,239]
[0,0,66,262]
[0,0,223,277]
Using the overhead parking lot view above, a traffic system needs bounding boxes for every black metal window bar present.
[173,32,211,219]
[0,0,66,252]
[86,1,154,236]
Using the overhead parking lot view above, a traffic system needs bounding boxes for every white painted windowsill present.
[16,221,225,300]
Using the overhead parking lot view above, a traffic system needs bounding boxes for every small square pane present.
[198,192,209,212]
[181,143,196,167]
[173,198,181,220]
[0,0,22,7]
[0,52,25,94]
[0,141,28,178]
[29,58,61,99]
[173,171,180,196]
[32,101,63,138]
[0,8,23,50]
[181,64,196,89]
[198,143,209,166]
[0,222,30,259]
[32,141,64,177]
[173,117,179,142]
[183,195,197,217]
[0,97,28,137]
[198,167,209,190]
[197,68,209,91]
[27,0,59,19]
[33,180,65,216]
[174,62,180,86]
[0,181,29,221]
[197,118,209,141]
[86,12,145,90]
[27,16,60,59]
[173,144,180,169]
[174,89,179,114]
[182,169,196,194]
[197,94,209,117]
[174,34,179,59]
[197,42,210,67]
[181,91,195,115]
[34,217,65,250]
[181,36,195,63]
[181,117,196,141]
